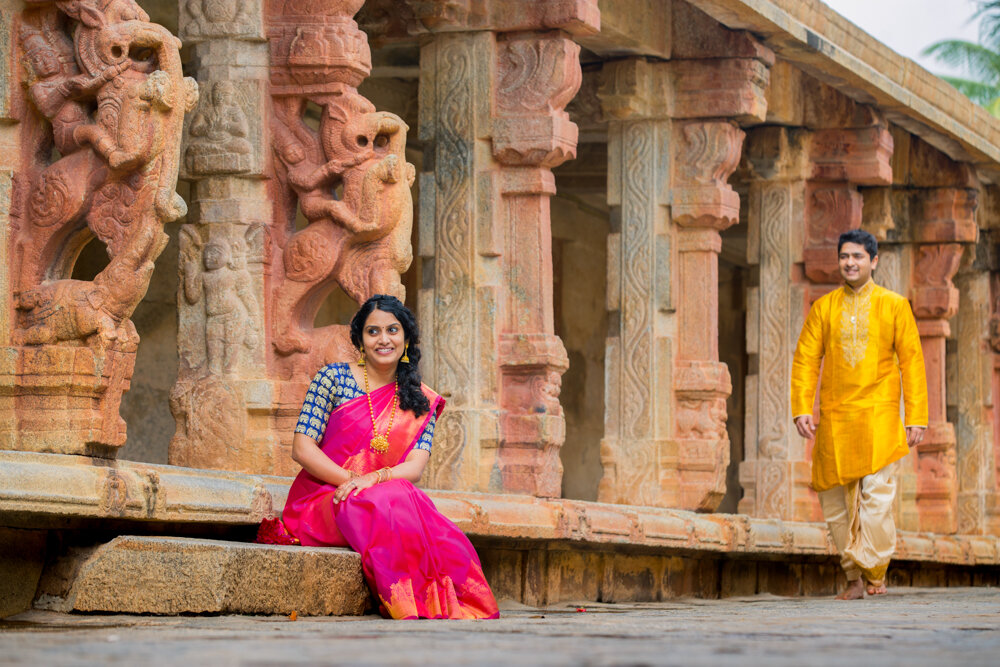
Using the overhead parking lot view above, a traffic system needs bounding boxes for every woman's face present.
[360,308,406,368]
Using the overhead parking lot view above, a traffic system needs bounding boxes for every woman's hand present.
[333,472,377,504]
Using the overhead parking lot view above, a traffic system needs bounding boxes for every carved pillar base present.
[498,333,569,497]
[915,303,959,534]
[0,344,134,456]
[673,359,731,510]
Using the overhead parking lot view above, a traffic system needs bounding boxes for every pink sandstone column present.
[413,2,599,495]
[910,188,977,534]
[596,32,772,510]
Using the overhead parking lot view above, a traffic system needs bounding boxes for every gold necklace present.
[363,363,397,453]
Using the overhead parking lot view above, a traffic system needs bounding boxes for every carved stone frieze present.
[180,0,264,42]
[357,0,599,38]
[3,0,197,456]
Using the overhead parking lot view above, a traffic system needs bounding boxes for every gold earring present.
[400,343,410,364]
[357,346,366,367]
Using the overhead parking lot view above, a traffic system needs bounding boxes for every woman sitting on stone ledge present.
[257,294,499,620]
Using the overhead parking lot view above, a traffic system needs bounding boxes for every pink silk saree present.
[280,381,499,620]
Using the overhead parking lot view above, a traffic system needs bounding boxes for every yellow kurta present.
[791,280,928,492]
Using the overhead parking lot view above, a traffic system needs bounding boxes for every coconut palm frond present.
[937,75,1000,105]
[923,39,1000,83]
[974,0,1000,49]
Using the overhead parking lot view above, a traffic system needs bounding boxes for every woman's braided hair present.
[349,294,430,417]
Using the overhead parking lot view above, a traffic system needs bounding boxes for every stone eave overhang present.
[2,451,997,567]
[690,0,1000,180]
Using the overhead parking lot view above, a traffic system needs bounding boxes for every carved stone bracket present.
[801,127,893,288]
[266,0,415,378]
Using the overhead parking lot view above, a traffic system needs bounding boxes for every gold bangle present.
[382,467,392,483]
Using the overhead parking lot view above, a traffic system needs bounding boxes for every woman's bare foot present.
[835,578,865,600]
[866,579,887,596]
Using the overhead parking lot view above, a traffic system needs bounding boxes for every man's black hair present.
[837,229,878,260]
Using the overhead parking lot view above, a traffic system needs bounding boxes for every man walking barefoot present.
[791,230,927,600]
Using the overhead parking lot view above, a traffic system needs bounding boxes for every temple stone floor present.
[1,588,997,666]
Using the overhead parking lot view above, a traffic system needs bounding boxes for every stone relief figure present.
[15,0,198,347]
[184,0,254,37]
[180,228,259,376]
[270,83,416,357]
[185,81,253,175]
[6,0,197,453]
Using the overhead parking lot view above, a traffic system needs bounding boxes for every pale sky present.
[822,0,981,79]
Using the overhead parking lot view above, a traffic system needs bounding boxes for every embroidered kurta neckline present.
[839,280,874,368]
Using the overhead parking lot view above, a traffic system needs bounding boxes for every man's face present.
[838,241,878,289]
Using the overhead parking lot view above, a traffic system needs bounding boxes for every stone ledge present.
[1,451,998,566]
[34,536,367,616]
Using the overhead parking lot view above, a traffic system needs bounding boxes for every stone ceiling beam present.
[575,0,670,60]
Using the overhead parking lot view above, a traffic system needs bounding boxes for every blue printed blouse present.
[294,362,436,452]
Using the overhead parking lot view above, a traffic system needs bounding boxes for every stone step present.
[34,536,368,616]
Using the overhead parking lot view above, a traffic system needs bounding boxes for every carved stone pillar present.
[989,270,1000,533]
[596,59,673,507]
[493,33,580,496]
[738,126,815,520]
[169,0,272,472]
[909,188,977,534]
[737,89,892,520]
[955,260,996,535]
[1,0,196,456]
[417,31,499,492]
[170,0,418,475]
[597,44,771,510]
[415,4,597,496]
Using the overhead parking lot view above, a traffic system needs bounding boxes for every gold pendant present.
[369,434,390,453]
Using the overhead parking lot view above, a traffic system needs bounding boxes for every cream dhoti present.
[817,463,897,583]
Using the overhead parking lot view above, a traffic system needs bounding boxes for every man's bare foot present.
[866,579,887,596]
[835,578,865,600]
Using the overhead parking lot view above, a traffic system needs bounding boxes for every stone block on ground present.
[34,536,367,616]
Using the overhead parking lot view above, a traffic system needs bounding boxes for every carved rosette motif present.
[6,0,197,456]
